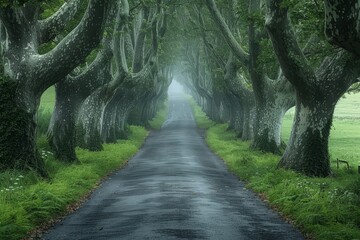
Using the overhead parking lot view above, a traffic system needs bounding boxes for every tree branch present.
[205,0,249,66]
[132,7,149,73]
[113,0,130,75]
[74,39,113,89]
[34,0,111,94]
[265,0,316,92]
[38,0,81,44]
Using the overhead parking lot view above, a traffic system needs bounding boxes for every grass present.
[189,95,360,240]
[149,101,168,130]
[0,87,168,240]
[0,126,148,240]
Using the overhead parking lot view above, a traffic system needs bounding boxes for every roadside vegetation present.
[149,101,168,130]
[0,88,167,240]
[190,95,360,240]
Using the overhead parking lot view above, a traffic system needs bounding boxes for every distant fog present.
[168,80,184,96]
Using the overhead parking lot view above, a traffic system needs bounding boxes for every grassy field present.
[0,88,168,240]
[190,93,360,240]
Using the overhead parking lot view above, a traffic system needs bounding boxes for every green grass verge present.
[149,101,168,130]
[0,126,147,240]
[189,98,360,240]
[1,84,169,239]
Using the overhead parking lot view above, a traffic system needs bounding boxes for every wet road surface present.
[43,94,304,240]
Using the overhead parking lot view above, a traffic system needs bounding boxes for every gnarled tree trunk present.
[0,0,110,175]
[266,0,360,176]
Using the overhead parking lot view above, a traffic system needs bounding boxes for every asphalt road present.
[43,94,304,240]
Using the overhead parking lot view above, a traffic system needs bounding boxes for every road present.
[43,94,304,240]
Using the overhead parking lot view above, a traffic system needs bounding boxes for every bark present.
[77,87,109,151]
[0,0,110,175]
[38,0,81,44]
[205,0,249,65]
[47,3,116,161]
[48,46,113,161]
[324,0,360,56]
[266,0,360,176]
[227,96,243,132]
[223,53,255,140]
[247,0,292,153]
[132,8,149,73]
[101,88,135,142]
[48,81,80,162]
[76,0,132,149]
[0,79,47,176]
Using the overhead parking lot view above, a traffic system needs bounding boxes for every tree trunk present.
[116,108,130,139]
[227,94,243,133]
[252,101,285,153]
[0,0,111,175]
[265,0,360,176]
[47,82,81,162]
[77,89,107,151]
[278,93,335,176]
[0,79,47,177]
[241,105,254,141]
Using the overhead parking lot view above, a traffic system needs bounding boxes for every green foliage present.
[40,0,67,19]
[39,0,92,61]
[39,87,55,111]
[0,126,148,240]
[191,98,360,240]
[188,97,214,129]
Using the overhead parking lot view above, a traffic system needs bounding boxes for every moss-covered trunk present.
[241,106,254,141]
[77,88,107,151]
[278,97,334,177]
[0,80,47,177]
[47,83,83,162]
[252,103,284,153]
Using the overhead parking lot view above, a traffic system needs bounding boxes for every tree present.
[47,2,119,162]
[205,0,296,153]
[77,0,167,149]
[0,0,111,176]
[265,0,360,176]
[47,40,113,162]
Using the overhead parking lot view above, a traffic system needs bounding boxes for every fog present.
[167,80,184,97]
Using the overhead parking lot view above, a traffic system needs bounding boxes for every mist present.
[167,80,184,97]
